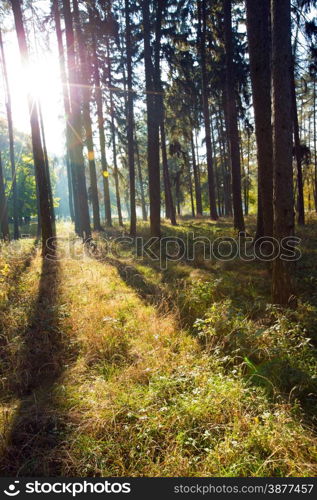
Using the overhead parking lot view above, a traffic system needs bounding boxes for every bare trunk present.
[107,43,123,227]
[0,28,19,239]
[11,0,54,254]
[197,0,218,220]
[73,0,101,231]
[0,152,10,241]
[125,0,137,236]
[190,130,202,216]
[223,0,245,232]
[135,132,147,221]
[246,0,273,238]
[271,0,296,305]
[62,0,91,240]
[142,0,161,237]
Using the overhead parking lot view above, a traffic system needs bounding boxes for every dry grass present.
[0,220,316,476]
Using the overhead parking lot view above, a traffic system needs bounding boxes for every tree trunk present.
[271,0,296,306]
[223,0,245,232]
[52,0,75,224]
[0,28,19,239]
[142,0,161,237]
[72,0,101,232]
[314,75,317,212]
[39,102,56,234]
[135,132,147,221]
[292,72,305,225]
[107,43,123,227]
[125,0,137,236]
[62,0,91,240]
[246,0,273,238]
[11,0,54,254]
[161,121,177,225]
[89,31,112,227]
[197,0,218,220]
[190,130,202,216]
[0,152,10,241]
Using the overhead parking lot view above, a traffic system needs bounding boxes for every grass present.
[0,217,316,476]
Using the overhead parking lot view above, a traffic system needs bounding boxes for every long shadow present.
[0,253,75,476]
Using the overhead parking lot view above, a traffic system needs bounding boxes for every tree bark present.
[52,0,75,223]
[0,28,19,239]
[62,0,91,240]
[197,0,218,220]
[142,0,161,237]
[0,152,10,241]
[135,131,147,221]
[125,0,137,236]
[11,0,54,254]
[271,0,296,306]
[223,0,245,232]
[246,0,273,238]
[190,130,202,216]
[72,0,101,231]
[89,28,112,227]
[292,71,305,225]
[107,42,123,227]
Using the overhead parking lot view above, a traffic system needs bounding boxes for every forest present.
[0,0,317,479]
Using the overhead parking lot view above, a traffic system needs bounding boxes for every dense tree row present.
[0,0,317,305]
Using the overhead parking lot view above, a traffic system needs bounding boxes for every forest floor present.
[0,216,316,476]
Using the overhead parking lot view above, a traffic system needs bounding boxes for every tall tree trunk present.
[107,43,123,227]
[90,31,112,227]
[142,0,161,237]
[135,132,147,221]
[190,130,202,216]
[197,0,218,220]
[0,28,19,239]
[223,0,245,232]
[216,105,231,216]
[52,0,75,224]
[72,0,101,231]
[292,73,305,225]
[142,0,161,236]
[271,0,295,306]
[38,102,56,234]
[186,153,195,218]
[161,121,177,225]
[313,75,317,212]
[0,152,10,241]
[11,0,54,254]
[62,0,91,240]
[125,0,137,236]
[246,0,273,238]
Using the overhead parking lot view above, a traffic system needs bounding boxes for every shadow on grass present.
[0,254,75,476]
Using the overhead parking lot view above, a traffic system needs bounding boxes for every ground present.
[0,216,316,476]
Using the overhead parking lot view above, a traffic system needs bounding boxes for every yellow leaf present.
[103,171,109,178]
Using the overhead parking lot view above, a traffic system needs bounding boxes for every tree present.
[62,0,91,240]
[10,0,55,254]
[52,0,75,223]
[88,6,112,227]
[223,0,245,232]
[0,28,19,239]
[197,0,218,221]
[125,0,137,236]
[142,0,161,237]
[0,152,9,240]
[271,0,296,305]
[72,0,101,231]
[246,0,273,239]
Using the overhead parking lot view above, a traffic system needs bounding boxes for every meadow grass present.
[0,217,316,476]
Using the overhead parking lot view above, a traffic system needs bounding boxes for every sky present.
[0,0,65,156]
